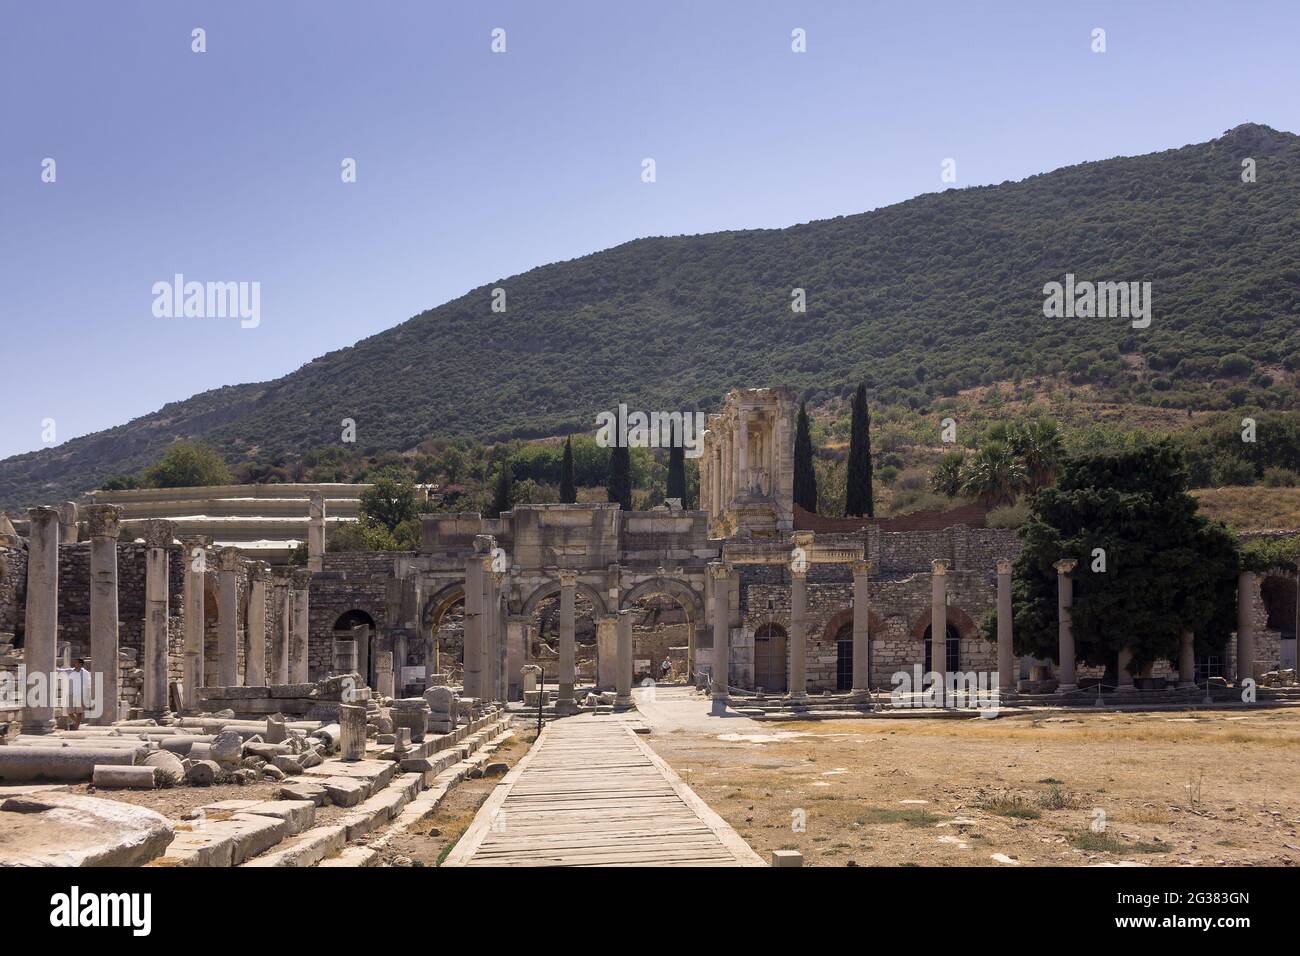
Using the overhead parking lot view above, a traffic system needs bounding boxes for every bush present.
[1210,454,1256,487]
[1261,467,1299,488]
[986,500,1030,529]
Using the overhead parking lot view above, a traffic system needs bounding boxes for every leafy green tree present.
[960,442,1026,507]
[360,474,417,532]
[1013,443,1239,676]
[488,464,514,517]
[929,451,965,497]
[100,474,139,491]
[793,401,818,513]
[607,445,632,512]
[845,384,874,517]
[560,437,577,503]
[141,441,232,488]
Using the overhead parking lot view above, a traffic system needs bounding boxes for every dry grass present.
[1192,486,1300,531]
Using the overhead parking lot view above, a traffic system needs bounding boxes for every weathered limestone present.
[788,567,807,700]
[23,506,59,733]
[86,505,122,725]
[339,703,366,761]
[291,568,312,683]
[271,572,291,685]
[496,578,509,703]
[556,570,578,713]
[463,551,485,700]
[93,764,159,790]
[375,651,395,698]
[0,744,147,781]
[333,639,358,676]
[245,562,269,688]
[217,547,242,687]
[307,491,326,573]
[1236,570,1255,684]
[996,558,1014,693]
[180,536,209,711]
[1054,559,1078,692]
[930,559,949,697]
[616,609,633,707]
[711,563,731,700]
[57,500,79,544]
[596,615,618,688]
[851,559,872,696]
[0,791,174,867]
[1178,630,1197,688]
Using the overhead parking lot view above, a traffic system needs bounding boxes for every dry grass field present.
[647,708,1300,867]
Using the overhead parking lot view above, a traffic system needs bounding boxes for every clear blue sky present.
[2,0,1297,459]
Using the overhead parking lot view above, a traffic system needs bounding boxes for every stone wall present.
[309,551,399,681]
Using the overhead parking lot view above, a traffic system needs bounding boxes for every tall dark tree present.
[792,400,818,513]
[667,445,686,504]
[845,384,875,518]
[559,436,577,503]
[607,445,632,512]
[1013,443,1239,676]
[488,462,513,518]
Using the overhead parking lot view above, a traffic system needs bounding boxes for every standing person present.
[660,656,672,681]
[62,659,91,730]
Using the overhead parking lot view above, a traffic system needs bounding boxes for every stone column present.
[596,615,619,688]
[1054,559,1078,692]
[333,639,358,675]
[216,547,242,687]
[851,559,872,696]
[1178,630,1196,688]
[339,703,366,761]
[142,520,174,718]
[491,570,508,702]
[245,562,269,687]
[291,568,312,683]
[86,505,122,725]
[271,572,290,684]
[616,608,633,707]
[375,651,395,698]
[737,406,749,493]
[710,563,731,700]
[22,507,59,733]
[180,537,208,709]
[996,559,1015,694]
[930,560,949,698]
[788,568,807,700]
[1117,646,1135,690]
[507,615,527,700]
[463,554,484,699]
[1236,570,1255,685]
[307,491,326,573]
[556,570,578,713]
[57,501,79,544]
[712,443,722,517]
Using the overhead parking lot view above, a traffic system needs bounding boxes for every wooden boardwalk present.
[444,715,764,867]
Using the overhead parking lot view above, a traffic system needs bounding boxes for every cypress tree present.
[845,383,875,518]
[607,445,632,512]
[667,445,686,504]
[792,400,818,513]
[490,461,514,517]
[560,436,577,503]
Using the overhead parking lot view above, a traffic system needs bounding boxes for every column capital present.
[851,558,873,577]
[790,568,807,580]
[931,559,950,576]
[708,562,732,581]
[557,569,578,588]
[217,546,243,572]
[1054,558,1078,575]
[249,561,271,583]
[27,504,59,524]
[291,567,313,588]
[492,569,508,587]
[996,558,1014,575]
[142,518,176,550]
[792,530,815,549]
[84,504,123,539]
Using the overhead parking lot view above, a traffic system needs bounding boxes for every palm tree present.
[959,442,1026,508]
[1009,419,1064,492]
[930,450,966,497]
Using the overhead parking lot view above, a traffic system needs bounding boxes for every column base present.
[143,709,173,722]
[22,716,56,734]
[1055,683,1079,693]
[554,698,580,716]
[614,695,633,710]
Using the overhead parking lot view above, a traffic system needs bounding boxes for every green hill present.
[3,122,1299,510]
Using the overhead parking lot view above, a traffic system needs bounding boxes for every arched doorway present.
[923,623,960,673]
[753,623,787,693]
[834,624,853,691]
[333,610,377,684]
[1261,575,1297,669]
[422,584,466,682]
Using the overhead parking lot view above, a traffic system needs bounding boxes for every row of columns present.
[21,504,314,732]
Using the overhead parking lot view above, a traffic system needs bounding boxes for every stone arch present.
[821,607,885,645]
[521,578,609,619]
[909,605,980,643]
[333,609,376,632]
[422,582,466,631]
[619,576,704,621]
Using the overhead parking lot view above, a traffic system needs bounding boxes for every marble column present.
[930,560,949,698]
[375,650,395,698]
[1236,570,1255,685]
[245,562,269,687]
[737,406,749,493]
[217,547,242,687]
[271,572,290,684]
[710,563,731,700]
[463,554,484,699]
[996,559,1015,694]
[291,568,311,683]
[1178,630,1196,688]
[57,501,79,544]
[180,537,208,709]
[788,568,807,700]
[142,519,174,718]
[307,491,326,573]
[86,505,122,725]
[712,443,722,517]
[616,608,633,707]
[22,506,59,733]
[851,559,872,696]
[1117,645,1135,690]
[1054,559,1078,692]
[596,615,619,687]
[492,570,508,702]
[507,615,527,701]
[557,570,577,711]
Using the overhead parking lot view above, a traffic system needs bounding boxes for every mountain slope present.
[4,123,1299,509]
